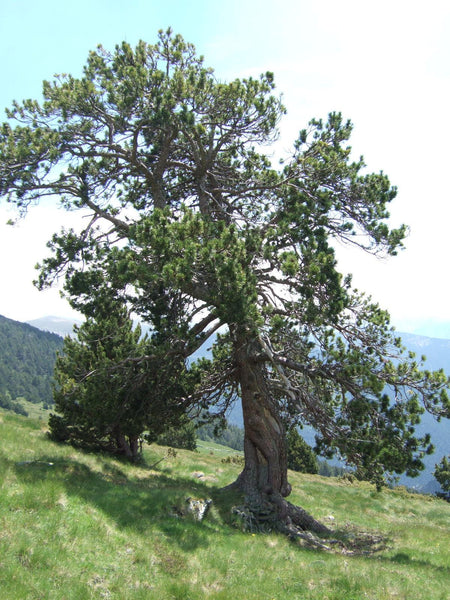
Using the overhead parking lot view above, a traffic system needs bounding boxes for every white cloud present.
[0,203,84,321]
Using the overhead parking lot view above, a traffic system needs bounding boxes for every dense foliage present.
[0,390,28,416]
[1,30,449,530]
[0,314,63,406]
[156,417,197,450]
[49,291,199,459]
[286,428,319,474]
[434,455,450,492]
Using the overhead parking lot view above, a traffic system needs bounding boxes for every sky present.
[0,0,449,336]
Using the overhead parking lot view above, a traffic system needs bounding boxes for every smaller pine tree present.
[49,292,197,460]
[434,455,450,493]
[286,428,319,474]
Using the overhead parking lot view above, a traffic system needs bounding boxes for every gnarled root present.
[231,491,332,549]
[231,492,387,554]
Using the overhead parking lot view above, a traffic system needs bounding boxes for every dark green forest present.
[0,315,63,408]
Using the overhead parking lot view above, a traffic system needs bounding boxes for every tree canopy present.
[1,29,449,533]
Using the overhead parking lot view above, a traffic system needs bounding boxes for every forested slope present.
[0,314,63,406]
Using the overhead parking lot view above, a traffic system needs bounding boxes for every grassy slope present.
[0,409,449,600]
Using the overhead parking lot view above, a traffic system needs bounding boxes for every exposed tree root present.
[231,493,388,555]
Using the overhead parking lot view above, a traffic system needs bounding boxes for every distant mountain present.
[393,319,450,340]
[26,315,82,338]
[396,332,450,371]
[0,314,63,406]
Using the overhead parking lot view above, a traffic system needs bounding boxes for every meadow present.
[0,409,449,599]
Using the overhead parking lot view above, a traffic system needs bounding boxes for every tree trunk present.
[114,431,139,460]
[234,335,291,498]
[129,436,140,459]
[231,332,330,536]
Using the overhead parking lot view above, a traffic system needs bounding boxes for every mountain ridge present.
[26,315,82,338]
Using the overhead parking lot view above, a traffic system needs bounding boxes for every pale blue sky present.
[1,0,450,336]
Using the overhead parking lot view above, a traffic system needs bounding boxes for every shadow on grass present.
[379,552,450,574]
[11,450,448,572]
[11,451,240,552]
[314,526,449,573]
[323,525,391,556]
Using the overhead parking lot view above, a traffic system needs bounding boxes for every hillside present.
[2,313,449,492]
[0,409,449,600]
[0,314,63,407]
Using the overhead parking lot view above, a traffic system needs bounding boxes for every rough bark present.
[115,431,139,460]
[234,335,291,498]
[231,331,330,536]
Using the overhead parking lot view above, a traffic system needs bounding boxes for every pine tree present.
[286,428,319,474]
[50,290,196,459]
[434,456,450,493]
[1,30,449,533]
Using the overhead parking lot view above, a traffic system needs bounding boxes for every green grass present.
[0,409,449,600]
[8,396,53,421]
